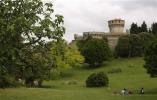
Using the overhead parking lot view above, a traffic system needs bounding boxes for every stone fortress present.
[74,18,129,50]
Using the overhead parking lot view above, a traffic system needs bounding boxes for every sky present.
[44,0,157,42]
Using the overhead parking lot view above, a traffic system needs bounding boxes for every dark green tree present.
[115,35,130,57]
[141,21,148,33]
[138,32,155,54]
[152,23,157,36]
[81,38,111,67]
[129,34,143,57]
[130,23,139,34]
[116,34,143,57]
[144,39,157,77]
[0,0,65,87]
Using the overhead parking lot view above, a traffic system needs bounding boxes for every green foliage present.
[81,38,111,67]
[0,65,11,88]
[115,33,154,58]
[138,32,155,52]
[115,35,130,57]
[130,21,148,34]
[0,0,65,87]
[130,23,139,34]
[67,42,85,68]
[144,39,157,77]
[151,23,157,35]
[141,21,148,33]
[50,68,61,80]
[86,72,109,87]
[129,34,143,57]
[51,41,84,69]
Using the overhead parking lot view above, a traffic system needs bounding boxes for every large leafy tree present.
[81,38,111,67]
[144,39,157,77]
[0,0,65,87]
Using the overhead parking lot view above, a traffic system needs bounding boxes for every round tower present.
[108,19,125,33]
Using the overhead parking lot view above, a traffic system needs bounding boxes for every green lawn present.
[1,57,157,100]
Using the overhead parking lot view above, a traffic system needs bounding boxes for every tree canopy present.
[130,21,148,34]
[0,0,65,87]
[81,37,111,67]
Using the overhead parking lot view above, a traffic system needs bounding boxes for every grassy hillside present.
[1,57,157,100]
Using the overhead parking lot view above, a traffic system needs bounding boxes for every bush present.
[86,72,109,87]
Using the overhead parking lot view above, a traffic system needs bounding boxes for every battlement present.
[108,19,125,33]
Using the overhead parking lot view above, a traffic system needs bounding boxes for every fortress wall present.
[106,35,120,50]
[73,19,129,50]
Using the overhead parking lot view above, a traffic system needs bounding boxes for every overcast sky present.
[44,0,157,42]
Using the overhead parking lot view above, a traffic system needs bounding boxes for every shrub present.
[86,72,109,87]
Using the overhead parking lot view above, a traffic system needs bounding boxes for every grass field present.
[1,57,157,100]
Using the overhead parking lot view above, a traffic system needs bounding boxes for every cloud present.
[114,0,157,10]
[43,0,157,42]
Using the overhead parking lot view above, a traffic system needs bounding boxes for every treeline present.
[130,21,157,35]
[115,21,157,58]
[115,33,155,57]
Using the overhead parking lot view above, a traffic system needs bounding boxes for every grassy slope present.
[1,57,157,100]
